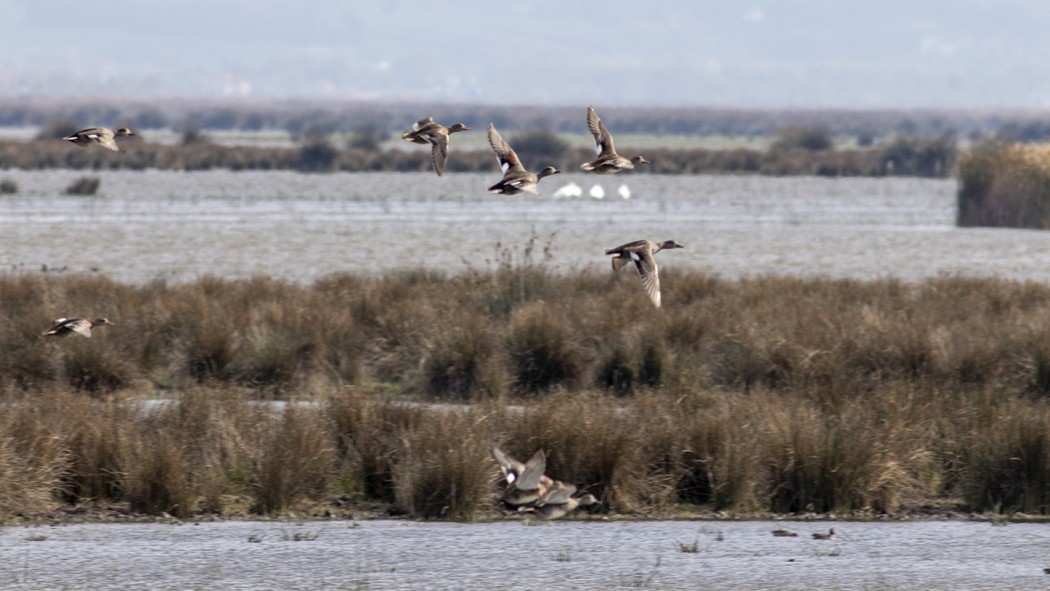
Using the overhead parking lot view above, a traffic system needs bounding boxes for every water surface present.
[2,519,1047,590]
[4,170,1049,284]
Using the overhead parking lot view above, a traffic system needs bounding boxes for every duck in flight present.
[400,117,471,176]
[486,123,560,195]
[62,127,135,152]
[581,106,649,174]
[605,239,684,308]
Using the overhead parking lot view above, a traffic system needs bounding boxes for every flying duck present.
[605,239,684,308]
[400,117,471,176]
[486,123,560,195]
[580,106,649,174]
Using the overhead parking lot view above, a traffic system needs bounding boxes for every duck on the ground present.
[491,447,556,507]
[522,493,599,520]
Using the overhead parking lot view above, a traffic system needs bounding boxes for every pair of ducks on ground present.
[491,447,598,520]
[401,106,649,192]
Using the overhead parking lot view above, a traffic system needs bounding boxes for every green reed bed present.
[2,271,1050,519]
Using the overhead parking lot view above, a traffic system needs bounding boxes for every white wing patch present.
[500,161,511,173]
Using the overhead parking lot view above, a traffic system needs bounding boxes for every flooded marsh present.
[4,169,1050,284]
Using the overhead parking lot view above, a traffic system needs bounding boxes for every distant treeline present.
[4,97,1050,141]
[0,133,956,177]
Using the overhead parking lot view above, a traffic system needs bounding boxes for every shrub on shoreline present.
[958,141,1050,228]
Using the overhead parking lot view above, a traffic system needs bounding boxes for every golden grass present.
[958,140,1050,229]
[11,269,1050,398]
[2,271,1050,519]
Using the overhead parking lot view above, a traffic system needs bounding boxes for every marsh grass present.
[14,271,1050,400]
[2,271,1050,517]
[390,409,495,519]
[958,141,1050,229]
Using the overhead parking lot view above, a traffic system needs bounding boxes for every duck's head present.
[448,123,471,133]
[92,318,115,327]
[116,128,135,137]
[537,166,561,179]
[660,240,685,250]
[632,155,650,165]
[577,493,599,507]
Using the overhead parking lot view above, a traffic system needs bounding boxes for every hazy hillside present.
[2,1,1050,108]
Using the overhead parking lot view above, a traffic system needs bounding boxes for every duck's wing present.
[43,317,70,335]
[430,133,450,176]
[488,124,525,173]
[631,249,661,307]
[401,117,435,143]
[70,318,94,337]
[586,107,616,156]
[491,447,525,485]
[515,449,547,490]
[95,135,121,152]
[537,481,577,506]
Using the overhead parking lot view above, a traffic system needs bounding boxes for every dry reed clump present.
[326,391,425,503]
[674,392,765,511]
[0,399,70,515]
[419,310,508,400]
[390,410,495,519]
[957,141,1050,229]
[505,302,588,394]
[954,393,1050,513]
[251,404,337,514]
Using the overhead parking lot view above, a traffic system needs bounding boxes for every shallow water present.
[4,169,1050,284]
[2,519,1048,590]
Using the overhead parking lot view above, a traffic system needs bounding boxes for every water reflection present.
[2,520,1048,590]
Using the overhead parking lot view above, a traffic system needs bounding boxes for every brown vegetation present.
[957,141,1050,228]
[2,270,1050,520]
